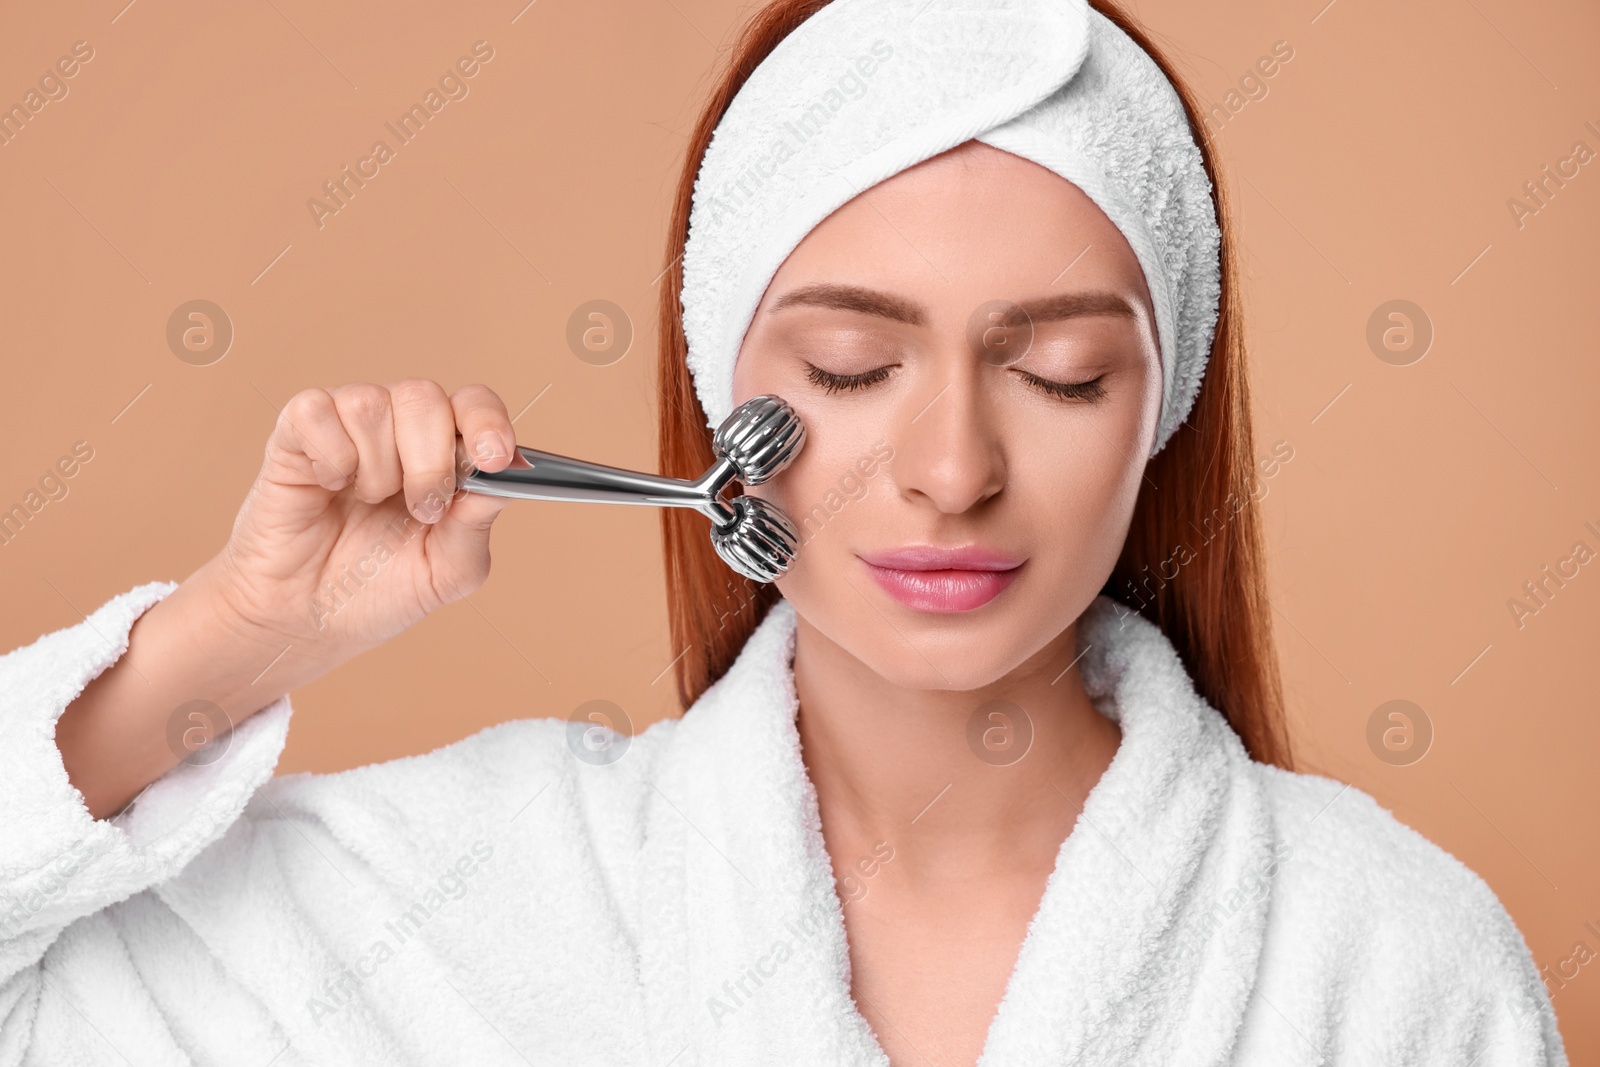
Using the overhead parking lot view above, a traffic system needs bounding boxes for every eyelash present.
[803,363,1106,403]
[805,363,891,393]
[1018,370,1107,403]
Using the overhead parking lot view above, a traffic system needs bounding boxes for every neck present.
[791,612,1123,884]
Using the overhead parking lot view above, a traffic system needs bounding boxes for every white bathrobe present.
[0,580,1568,1065]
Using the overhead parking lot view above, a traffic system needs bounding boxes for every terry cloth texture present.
[0,581,1569,1064]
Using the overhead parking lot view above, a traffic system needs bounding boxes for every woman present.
[0,0,1566,1063]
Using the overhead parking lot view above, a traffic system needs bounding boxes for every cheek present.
[1035,445,1139,551]
[750,430,888,612]
[756,433,877,549]
[1012,404,1149,576]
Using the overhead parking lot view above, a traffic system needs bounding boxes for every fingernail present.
[473,431,503,462]
[413,479,455,522]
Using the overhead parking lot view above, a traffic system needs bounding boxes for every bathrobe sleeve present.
[0,580,651,1065]
[1478,933,1569,1065]
[0,581,292,1038]
[1250,766,1570,1066]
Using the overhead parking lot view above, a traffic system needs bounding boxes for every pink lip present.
[858,546,1025,613]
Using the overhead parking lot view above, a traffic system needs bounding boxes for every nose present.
[887,359,1007,516]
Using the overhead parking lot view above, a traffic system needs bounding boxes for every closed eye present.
[803,362,1106,403]
[805,363,892,394]
[1015,370,1106,402]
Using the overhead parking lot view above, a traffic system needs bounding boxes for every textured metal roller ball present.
[712,494,801,584]
[713,395,806,486]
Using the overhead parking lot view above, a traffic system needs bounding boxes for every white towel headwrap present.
[679,0,1221,457]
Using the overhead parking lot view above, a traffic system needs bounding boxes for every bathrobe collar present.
[637,594,1278,1066]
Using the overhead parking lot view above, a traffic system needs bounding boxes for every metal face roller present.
[455,394,806,583]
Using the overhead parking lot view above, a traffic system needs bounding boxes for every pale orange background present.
[2,0,1596,1055]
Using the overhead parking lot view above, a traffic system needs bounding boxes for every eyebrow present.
[765,282,1139,328]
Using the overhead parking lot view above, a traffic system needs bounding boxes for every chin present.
[877,653,1022,693]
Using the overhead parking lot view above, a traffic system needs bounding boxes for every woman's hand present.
[213,380,520,663]
[54,380,521,819]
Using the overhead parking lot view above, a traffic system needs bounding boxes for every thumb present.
[426,489,515,590]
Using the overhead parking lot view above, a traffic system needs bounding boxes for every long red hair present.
[655,0,1295,770]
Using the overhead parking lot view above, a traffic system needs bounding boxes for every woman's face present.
[730,140,1163,690]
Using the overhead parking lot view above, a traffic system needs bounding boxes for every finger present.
[328,383,402,506]
[270,388,358,491]
[450,384,517,474]
[388,378,457,523]
[428,487,514,595]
